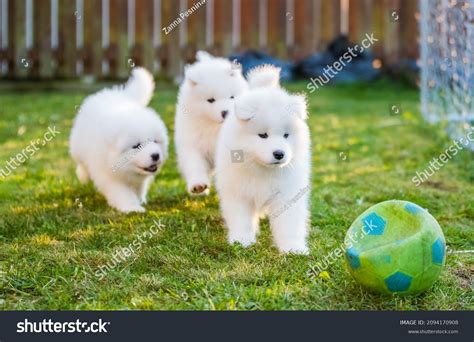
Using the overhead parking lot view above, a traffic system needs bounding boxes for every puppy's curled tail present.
[247,64,281,89]
[124,67,155,106]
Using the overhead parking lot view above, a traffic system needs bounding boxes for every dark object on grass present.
[228,50,296,82]
[228,36,412,84]
[383,58,420,87]
[295,35,381,83]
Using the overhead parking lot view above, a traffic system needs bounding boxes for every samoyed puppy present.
[69,67,168,213]
[175,51,248,195]
[215,65,311,254]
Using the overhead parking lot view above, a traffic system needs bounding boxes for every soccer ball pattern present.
[344,200,446,294]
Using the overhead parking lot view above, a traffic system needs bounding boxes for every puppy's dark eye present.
[132,143,142,149]
[207,98,215,103]
[284,133,289,138]
[230,96,235,99]
[258,133,268,139]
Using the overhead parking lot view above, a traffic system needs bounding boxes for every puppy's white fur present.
[175,51,248,195]
[215,65,311,254]
[69,67,168,213]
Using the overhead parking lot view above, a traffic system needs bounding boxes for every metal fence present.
[0,0,419,80]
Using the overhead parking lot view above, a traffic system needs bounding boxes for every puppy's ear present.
[196,50,213,62]
[235,101,257,121]
[287,94,308,120]
[184,65,199,86]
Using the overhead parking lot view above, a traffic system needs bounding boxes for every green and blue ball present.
[344,200,446,295]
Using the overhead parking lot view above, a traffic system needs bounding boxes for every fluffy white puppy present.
[175,51,248,195]
[69,67,168,213]
[215,65,311,254]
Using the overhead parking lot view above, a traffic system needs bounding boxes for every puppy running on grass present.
[215,65,311,254]
[174,51,248,195]
[69,68,168,213]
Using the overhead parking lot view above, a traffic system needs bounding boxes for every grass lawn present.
[0,80,472,310]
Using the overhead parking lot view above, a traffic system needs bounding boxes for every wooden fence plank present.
[383,0,400,65]
[83,0,102,77]
[0,1,2,75]
[34,0,52,79]
[333,0,342,38]
[267,0,287,58]
[293,0,307,58]
[0,1,2,51]
[57,0,76,78]
[349,0,359,41]
[12,0,28,78]
[185,0,196,58]
[321,0,341,46]
[241,0,259,50]
[187,0,207,59]
[371,0,385,58]
[400,0,418,59]
[4,0,14,78]
[231,0,241,51]
[182,0,198,62]
[296,0,316,55]
[109,0,128,79]
[214,0,233,56]
[135,0,154,71]
[205,0,214,50]
[212,0,223,55]
[164,0,182,80]
[349,0,373,43]
[159,0,172,76]
[310,0,322,53]
[266,0,277,56]
[154,0,168,75]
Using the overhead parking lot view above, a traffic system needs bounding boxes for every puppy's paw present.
[116,205,146,213]
[278,242,309,255]
[188,183,210,196]
[228,234,256,248]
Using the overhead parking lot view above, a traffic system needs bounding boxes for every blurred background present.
[0,0,472,148]
[0,0,418,82]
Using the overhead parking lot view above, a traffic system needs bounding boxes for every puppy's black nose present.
[151,153,160,161]
[221,110,228,119]
[273,150,285,160]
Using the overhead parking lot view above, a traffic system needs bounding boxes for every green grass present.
[0,80,472,310]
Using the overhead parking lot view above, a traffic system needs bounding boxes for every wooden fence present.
[0,0,419,80]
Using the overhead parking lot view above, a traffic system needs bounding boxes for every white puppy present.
[69,67,168,213]
[215,65,311,254]
[175,51,248,195]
